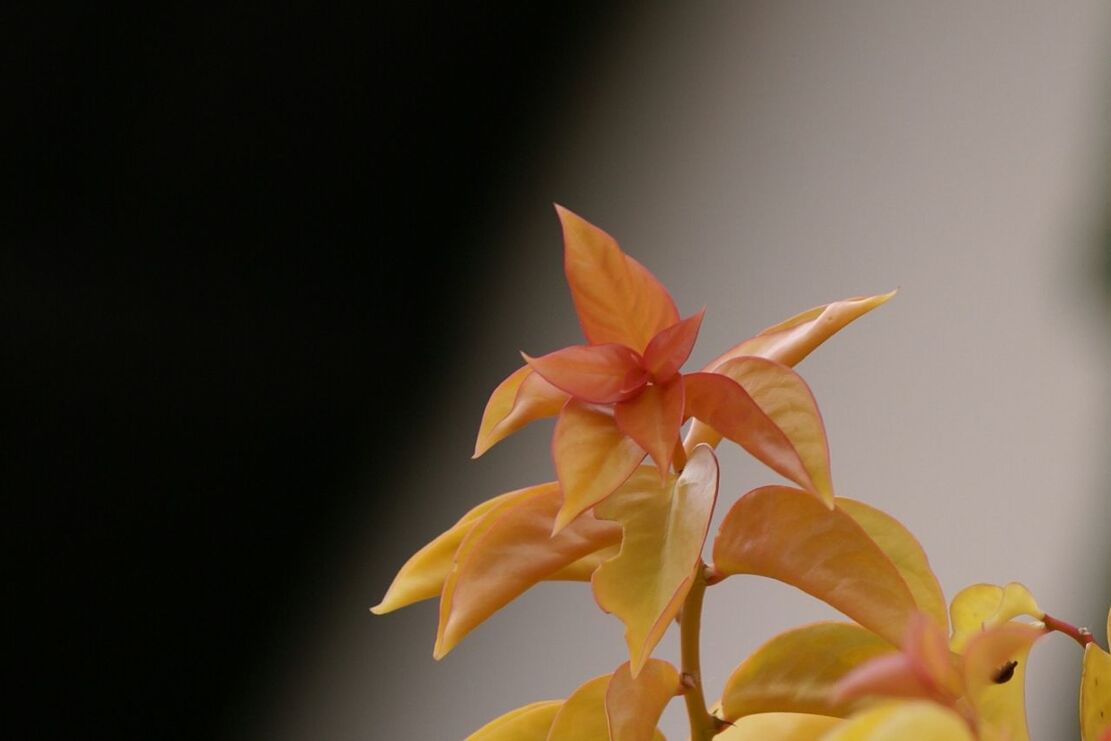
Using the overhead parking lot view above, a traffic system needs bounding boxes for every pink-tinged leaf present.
[704,291,897,371]
[434,483,621,658]
[474,366,568,458]
[822,701,974,741]
[546,674,612,740]
[903,613,963,701]
[715,713,842,740]
[556,204,680,352]
[703,357,834,504]
[524,344,646,404]
[371,487,534,615]
[605,659,680,741]
[614,377,684,477]
[552,400,645,533]
[592,446,719,676]
[962,622,1042,741]
[642,310,705,383]
[467,700,562,741]
[837,499,948,633]
[832,652,935,706]
[719,621,896,721]
[713,486,917,646]
[683,372,815,497]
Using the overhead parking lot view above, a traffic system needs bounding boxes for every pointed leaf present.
[962,622,1042,741]
[605,659,680,741]
[713,486,917,646]
[467,700,563,741]
[821,702,974,741]
[593,446,719,675]
[372,487,533,614]
[524,344,646,404]
[720,621,895,721]
[705,291,897,371]
[546,674,612,740]
[683,372,816,498]
[689,292,895,451]
[475,366,568,458]
[435,484,621,658]
[557,204,680,352]
[716,713,842,740]
[552,400,645,533]
[642,310,705,383]
[689,358,833,504]
[837,499,947,632]
[1081,635,1111,740]
[614,377,684,476]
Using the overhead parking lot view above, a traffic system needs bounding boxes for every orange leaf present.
[683,372,814,497]
[552,400,645,533]
[434,483,621,658]
[642,310,705,383]
[474,366,568,458]
[719,621,895,721]
[688,292,895,451]
[524,344,646,404]
[708,357,833,504]
[557,204,679,352]
[704,291,897,371]
[371,486,534,614]
[614,377,684,477]
[592,445,719,675]
[713,486,917,646]
[836,499,948,633]
[605,659,680,741]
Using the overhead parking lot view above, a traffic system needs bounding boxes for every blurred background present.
[8,2,1110,739]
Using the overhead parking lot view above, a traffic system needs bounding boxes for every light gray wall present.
[245,3,1111,738]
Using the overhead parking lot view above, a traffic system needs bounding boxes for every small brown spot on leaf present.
[992,660,1018,684]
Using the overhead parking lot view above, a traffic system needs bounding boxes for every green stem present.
[680,564,718,740]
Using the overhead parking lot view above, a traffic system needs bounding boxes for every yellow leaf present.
[592,445,719,675]
[371,487,534,614]
[962,622,1042,741]
[698,357,834,505]
[547,675,612,740]
[688,291,896,450]
[949,583,1041,653]
[836,499,948,633]
[553,400,645,533]
[435,484,621,658]
[467,700,562,740]
[605,659,680,741]
[719,621,895,721]
[474,366,567,458]
[716,712,842,740]
[1081,639,1111,741]
[821,701,974,740]
[713,486,917,646]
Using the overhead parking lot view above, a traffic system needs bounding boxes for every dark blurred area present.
[4,5,622,738]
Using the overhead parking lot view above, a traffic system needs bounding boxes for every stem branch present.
[1043,612,1095,648]
[680,564,718,740]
